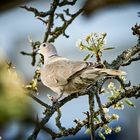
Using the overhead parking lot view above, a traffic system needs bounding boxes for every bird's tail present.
[79,68,126,83]
[96,68,126,76]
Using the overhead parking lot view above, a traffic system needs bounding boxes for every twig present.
[135,91,140,98]
[36,17,48,25]
[43,0,59,42]
[28,109,54,140]
[27,92,51,109]
[55,13,66,22]
[20,5,50,17]
[95,91,107,123]
[88,91,95,140]
[48,7,84,42]
[20,41,40,66]
[42,126,57,139]
[63,9,72,16]
[55,108,66,131]
[59,0,77,7]
[132,23,140,39]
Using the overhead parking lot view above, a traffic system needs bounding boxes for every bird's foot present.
[47,94,58,102]
[52,93,64,108]
[47,94,61,107]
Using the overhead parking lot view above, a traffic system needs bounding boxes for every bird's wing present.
[41,57,98,87]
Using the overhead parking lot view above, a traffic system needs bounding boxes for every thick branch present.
[122,54,140,66]
[104,42,140,69]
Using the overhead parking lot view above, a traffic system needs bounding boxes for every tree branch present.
[48,7,84,42]
[43,0,60,42]
[59,0,77,7]
[89,91,95,140]
[27,92,51,109]
[104,42,140,69]
[55,108,66,131]
[20,5,50,17]
[28,82,140,140]
[122,54,140,66]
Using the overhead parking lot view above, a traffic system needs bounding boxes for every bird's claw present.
[47,94,61,107]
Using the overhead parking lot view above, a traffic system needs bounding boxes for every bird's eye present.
[43,43,46,47]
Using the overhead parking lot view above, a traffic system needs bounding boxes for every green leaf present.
[85,128,91,135]
[124,99,135,107]
[83,54,91,61]
[98,132,106,140]
[90,46,96,54]
[85,35,91,43]
[98,43,104,50]
[103,47,115,51]
[94,116,100,123]
[87,47,94,51]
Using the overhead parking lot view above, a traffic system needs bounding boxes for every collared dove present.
[39,43,126,98]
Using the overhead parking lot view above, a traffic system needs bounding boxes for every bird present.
[38,43,126,100]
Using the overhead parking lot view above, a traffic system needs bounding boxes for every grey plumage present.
[39,43,126,96]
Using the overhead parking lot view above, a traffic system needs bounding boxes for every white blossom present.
[112,114,119,120]
[76,39,82,48]
[103,108,109,113]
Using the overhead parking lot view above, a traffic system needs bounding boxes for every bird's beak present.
[35,48,40,54]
